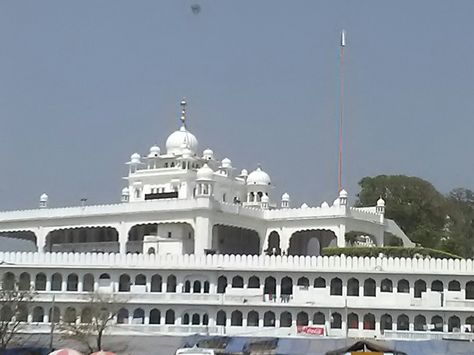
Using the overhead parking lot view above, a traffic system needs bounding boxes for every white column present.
[118,222,129,254]
[337,224,346,247]
[194,215,212,255]
[36,228,48,253]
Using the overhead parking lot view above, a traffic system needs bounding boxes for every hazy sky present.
[0,0,473,210]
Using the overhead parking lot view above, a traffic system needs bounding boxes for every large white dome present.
[247,167,271,186]
[166,126,198,155]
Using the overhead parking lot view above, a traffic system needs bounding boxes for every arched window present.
[16,304,28,322]
[184,280,191,293]
[192,313,200,325]
[148,247,155,255]
[203,314,209,325]
[217,276,227,294]
[151,274,162,292]
[247,311,259,327]
[117,308,129,324]
[182,313,190,325]
[32,306,44,322]
[363,313,375,330]
[296,312,308,326]
[330,278,342,295]
[466,281,474,299]
[150,309,160,324]
[232,276,244,288]
[0,306,12,322]
[133,308,145,324]
[364,278,376,297]
[193,280,201,293]
[18,273,30,291]
[347,278,359,296]
[264,277,276,296]
[248,276,260,288]
[347,313,359,329]
[67,274,78,291]
[51,273,62,291]
[281,277,293,298]
[314,277,326,288]
[448,316,460,332]
[397,314,409,331]
[331,313,342,329]
[35,273,47,291]
[380,314,392,331]
[297,277,309,288]
[49,307,60,323]
[414,315,426,331]
[99,273,111,280]
[135,274,146,286]
[167,275,177,293]
[280,312,292,327]
[313,312,325,325]
[83,273,94,292]
[165,309,175,324]
[448,280,460,291]
[381,279,393,293]
[431,280,443,292]
[431,315,443,332]
[466,316,474,330]
[64,307,77,323]
[2,273,15,291]
[231,310,243,326]
[414,280,426,298]
[204,281,210,293]
[119,274,131,292]
[81,308,93,324]
[397,279,409,293]
[216,310,226,326]
[264,311,275,327]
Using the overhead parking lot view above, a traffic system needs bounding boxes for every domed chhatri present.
[196,164,214,181]
[247,166,271,186]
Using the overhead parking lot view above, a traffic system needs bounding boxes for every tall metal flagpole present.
[338,30,346,193]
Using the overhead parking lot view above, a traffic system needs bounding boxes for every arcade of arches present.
[212,225,260,255]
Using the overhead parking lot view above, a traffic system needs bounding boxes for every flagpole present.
[338,30,346,193]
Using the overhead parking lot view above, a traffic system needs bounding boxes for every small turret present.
[281,193,290,209]
[376,197,385,215]
[39,193,48,209]
[339,189,348,206]
[121,187,130,203]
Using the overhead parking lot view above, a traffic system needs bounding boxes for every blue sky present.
[0,0,473,210]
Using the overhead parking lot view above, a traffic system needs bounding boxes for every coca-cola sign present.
[297,326,325,335]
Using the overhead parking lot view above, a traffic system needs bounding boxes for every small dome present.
[240,169,248,177]
[182,147,193,159]
[221,158,232,169]
[281,193,290,201]
[377,197,385,207]
[166,126,198,155]
[130,153,141,164]
[148,145,160,157]
[196,164,214,180]
[203,148,214,160]
[321,201,329,208]
[339,189,348,198]
[301,203,309,209]
[121,187,129,196]
[333,198,340,206]
[40,193,48,202]
[261,194,269,203]
[247,166,271,185]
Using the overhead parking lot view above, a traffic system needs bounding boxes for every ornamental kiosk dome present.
[221,158,232,169]
[148,145,160,157]
[196,164,214,180]
[203,148,214,160]
[247,166,271,186]
[130,153,141,164]
[377,197,386,207]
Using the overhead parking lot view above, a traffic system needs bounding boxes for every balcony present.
[50,241,119,253]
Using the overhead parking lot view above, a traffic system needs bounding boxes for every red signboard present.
[297,326,325,336]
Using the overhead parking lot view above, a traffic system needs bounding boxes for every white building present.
[0,100,472,341]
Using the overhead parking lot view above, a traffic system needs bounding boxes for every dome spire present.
[180,98,187,128]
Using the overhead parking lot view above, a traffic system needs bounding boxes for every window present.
[167,232,172,238]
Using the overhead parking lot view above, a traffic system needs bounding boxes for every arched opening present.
[182,313,190,325]
[165,309,175,324]
[0,306,13,322]
[264,277,276,297]
[314,277,326,288]
[381,314,393,332]
[280,312,292,327]
[247,311,259,327]
[67,274,78,291]
[448,280,460,291]
[35,273,46,291]
[381,279,393,293]
[150,309,160,324]
[347,313,359,329]
[16,304,28,322]
[204,281,210,293]
[448,316,460,332]
[83,273,94,292]
[99,273,111,288]
[331,313,342,329]
[265,231,281,256]
[364,278,376,297]
[431,315,443,332]
[117,309,129,324]
[51,273,62,291]
[330,278,342,295]
[216,310,226,326]
[212,225,260,255]
[281,277,293,300]
[414,280,426,298]
[46,227,119,253]
[466,281,474,299]
[347,278,359,296]
[192,313,200,325]
[0,231,37,252]
[18,272,30,291]
[32,307,44,322]
[296,312,308,326]
[231,310,243,326]
[232,276,244,288]
[119,274,131,292]
[248,276,260,288]
[313,312,325,325]
[133,308,145,324]
[63,307,77,324]
[466,316,474,330]
[397,279,409,293]
[203,314,209,325]
[397,314,409,331]
[414,315,426,331]
[49,307,60,323]
[135,274,146,286]
[288,229,336,256]
[297,277,309,288]
[363,313,375,330]
[217,276,227,294]
[431,280,443,292]
[81,308,92,323]
[193,280,201,293]
[264,311,275,327]
[167,275,177,292]
[184,281,191,293]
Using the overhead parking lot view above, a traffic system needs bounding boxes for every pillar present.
[36,228,48,253]
[337,224,346,247]
[194,215,212,255]
[118,223,129,254]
